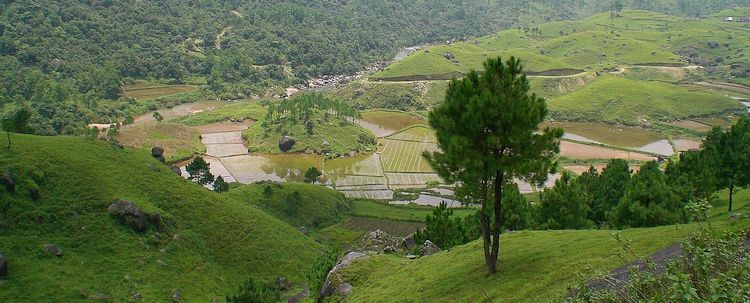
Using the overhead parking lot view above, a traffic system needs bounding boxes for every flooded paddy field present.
[543,122,664,148]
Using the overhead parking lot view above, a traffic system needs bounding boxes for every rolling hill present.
[0,132,331,301]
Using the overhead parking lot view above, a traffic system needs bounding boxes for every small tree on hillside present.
[263,185,274,206]
[186,156,215,186]
[1,107,31,150]
[414,202,470,251]
[285,191,301,215]
[425,56,562,273]
[213,176,229,193]
[589,159,631,226]
[304,167,322,184]
[153,111,164,123]
[702,116,750,212]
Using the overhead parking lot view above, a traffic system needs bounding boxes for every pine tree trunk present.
[728,181,734,212]
[488,171,504,274]
[480,160,493,273]
[6,132,9,150]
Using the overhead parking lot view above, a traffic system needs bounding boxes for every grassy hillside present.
[337,189,750,302]
[243,111,377,155]
[171,101,267,126]
[118,123,204,163]
[371,10,749,81]
[226,182,351,229]
[0,133,328,302]
[549,75,742,124]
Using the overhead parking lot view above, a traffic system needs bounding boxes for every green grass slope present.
[548,75,743,124]
[0,133,326,302]
[372,10,750,81]
[243,111,377,155]
[226,182,351,229]
[337,189,750,302]
[171,101,267,126]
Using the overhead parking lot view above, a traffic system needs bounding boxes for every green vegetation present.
[226,182,350,229]
[425,56,563,273]
[0,133,328,301]
[118,123,204,163]
[549,75,742,125]
[350,200,474,223]
[171,101,267,126]
[243,95,376,155]
[337,188,750,302]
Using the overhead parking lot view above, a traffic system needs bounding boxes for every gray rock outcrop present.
[42,244,64,257]
[419,240,442,256]
[279,136,296,152]
[318,252,368,301]
[107,200,149,232]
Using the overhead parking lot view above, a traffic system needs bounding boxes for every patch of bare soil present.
[561,141,654,161]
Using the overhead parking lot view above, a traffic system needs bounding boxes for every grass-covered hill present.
[335,189,750,302]
[0,132,330,302]
[548,75,741,124]
[226,182,351,230]
[372,10,750,81]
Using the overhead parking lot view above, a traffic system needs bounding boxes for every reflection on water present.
[133,101,227,125]
[563,133,600,144]
[325,153,383,177]
[357,119,398,137]
[391,195,463,208]
[639,140,674,156]
[221,154,325,184]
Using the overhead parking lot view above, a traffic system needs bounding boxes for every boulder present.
[171,288,181,302]
[318,252,368,301]
[443,52,455,60]
[275,277,293,291]
[278,136,296,152]
[419,240,442,256]
[170,166,182,175]
[335,283,353,297]
[322,140,330,147]
[42,244,64,257]
[402,234,416,251]
[0,253,7,278]
[151,146,165,158]
[298,226,309,236]
[107,200,149,232]
[155,156,166,163]
[405,254,417,260]
[149,213,163,230]
[1,171,14,192]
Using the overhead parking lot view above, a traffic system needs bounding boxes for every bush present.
[226,277,280,303]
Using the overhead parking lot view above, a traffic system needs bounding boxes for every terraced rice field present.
[123,82,197,100]
[386,126,437,142]
[325,154,383,177]
[380,139,438,173]
[543,122,664,148]
[560,141,654,161]
[670,120,713,132]
[386,173,442,188]
[359,111,427,137]
[133,101,226,124]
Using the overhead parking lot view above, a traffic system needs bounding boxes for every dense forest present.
[1,0,749,135]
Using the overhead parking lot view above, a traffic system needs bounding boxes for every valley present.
[2,3,750,303]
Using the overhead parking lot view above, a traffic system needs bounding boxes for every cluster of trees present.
[185,157,229,193]
[539,116,750,230]
[261,94,358,137]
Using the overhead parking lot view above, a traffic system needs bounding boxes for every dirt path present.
[216,26,233,50]
[585,237,750,295]
[694,81,750,95]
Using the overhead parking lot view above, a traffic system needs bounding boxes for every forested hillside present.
[1,0,748,135]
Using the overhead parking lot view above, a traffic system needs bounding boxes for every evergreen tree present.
[186,157,215,186]
[611,161,682,228]
[702,117,750,212]
[537,172,593,230]
[213,176,229,193]
[414,202,470,250]
[1,107,31,150]
[153,112,164,123]
[263,185,274,207]
[285,191,301,215]
[304,167,322,184]
[590,159,631,226]
[425,56,562,273]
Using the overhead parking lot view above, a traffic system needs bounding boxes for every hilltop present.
[0,133,332,301]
